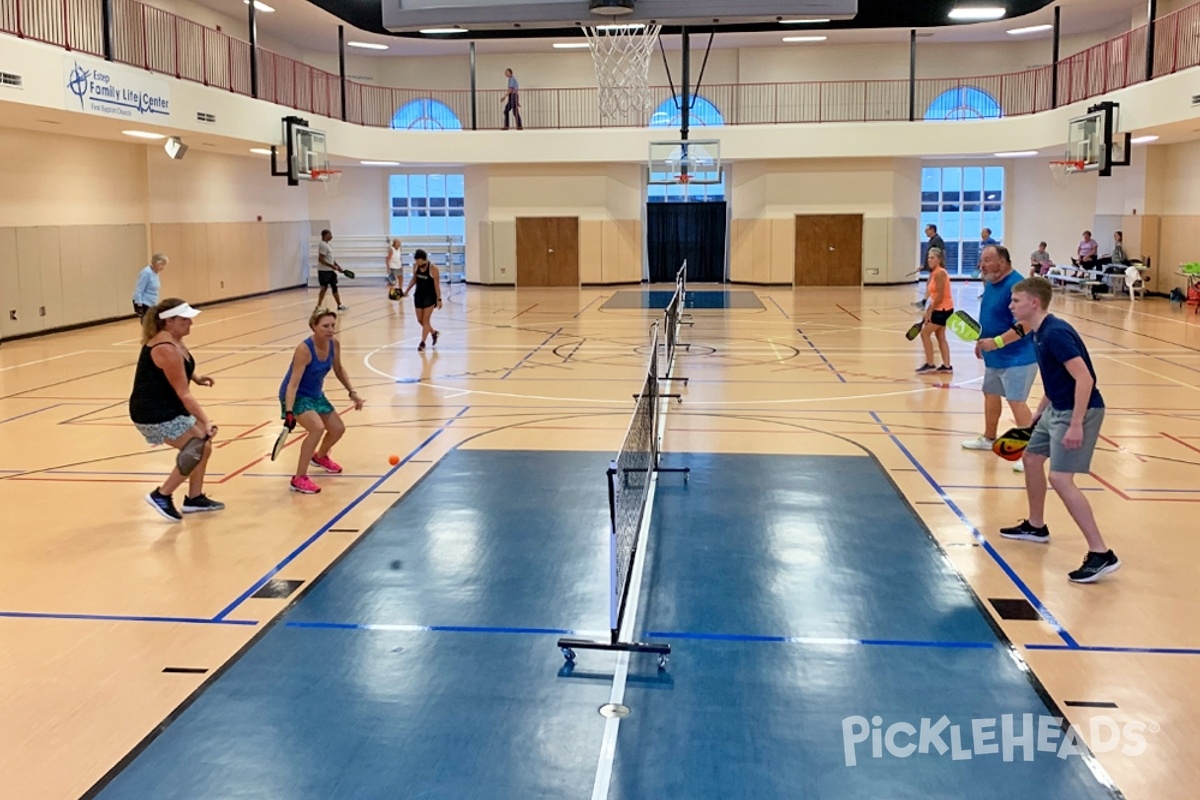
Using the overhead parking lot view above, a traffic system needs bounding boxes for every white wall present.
[149,149,310,223]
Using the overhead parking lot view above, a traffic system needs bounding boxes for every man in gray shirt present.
[503,68,523,130]
[316,229,348,311]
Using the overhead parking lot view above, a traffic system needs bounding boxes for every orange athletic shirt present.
[927,266,954,311]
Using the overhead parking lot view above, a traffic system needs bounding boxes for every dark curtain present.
[646,202,727,283]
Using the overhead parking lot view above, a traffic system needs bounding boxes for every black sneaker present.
[182,493,226,513]
[145,489,182,521]
[1068,550,1121,583]
[936,365,954,373]
[915,363,936,374]
[999,519,1050,543]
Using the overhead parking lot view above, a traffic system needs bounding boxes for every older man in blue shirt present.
[132,253,168,319]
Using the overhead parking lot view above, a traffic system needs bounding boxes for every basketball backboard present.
[382,0,857,33]
[292,125,327,180]
[649,139,721,185]
[1066,110,1106,173]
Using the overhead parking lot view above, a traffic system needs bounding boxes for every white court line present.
[590,348,677,800]
[111,296,319,345]
[1098,355,1200,392]
[0,350,93,373]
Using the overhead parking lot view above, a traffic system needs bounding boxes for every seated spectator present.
[1109,231,1128,265]
[1077,230,1099,265]
[1030,242,1053,277]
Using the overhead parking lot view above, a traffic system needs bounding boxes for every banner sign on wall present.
[63,56,171,120]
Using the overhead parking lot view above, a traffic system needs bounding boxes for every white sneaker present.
[1012,460,1025,473]
[962,436,995,450]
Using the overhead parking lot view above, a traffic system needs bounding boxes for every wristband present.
[993,336,1006,349]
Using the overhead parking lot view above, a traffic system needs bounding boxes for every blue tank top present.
[279,338,334,400]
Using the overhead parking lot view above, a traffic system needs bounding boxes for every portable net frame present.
[583,23,663,122]
[557,310,689,665]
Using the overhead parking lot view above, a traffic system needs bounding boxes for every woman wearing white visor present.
[129,298,224,521]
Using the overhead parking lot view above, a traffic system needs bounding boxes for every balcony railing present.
[3,0,1199,129]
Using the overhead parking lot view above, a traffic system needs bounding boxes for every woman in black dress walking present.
[404,249,442,351]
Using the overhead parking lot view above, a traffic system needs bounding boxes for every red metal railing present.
[3,0,1199,128]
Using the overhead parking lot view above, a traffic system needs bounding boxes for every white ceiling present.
[213,0,1142,57]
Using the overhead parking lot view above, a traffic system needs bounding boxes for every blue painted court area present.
[94,451,1116,799]
[601,290,764,310]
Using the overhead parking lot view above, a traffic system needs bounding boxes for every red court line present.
[217,404,358,483]
[835,304,861,321]
[1161,432,1200,455]
[1099,435,1147,462]
[1089,470,1200,503]
[216,420,274,449]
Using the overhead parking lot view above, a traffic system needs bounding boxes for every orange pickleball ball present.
[388,454,400,466]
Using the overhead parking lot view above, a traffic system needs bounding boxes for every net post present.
[607,461,619,646]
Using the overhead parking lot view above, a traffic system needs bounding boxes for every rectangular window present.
[919,166,1005,277]
[389,173,466,240]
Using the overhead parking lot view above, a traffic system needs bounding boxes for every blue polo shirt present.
[1033,314,1104,410]
[979,270,1036,369]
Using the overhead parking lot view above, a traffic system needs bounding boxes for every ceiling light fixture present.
[250,147,272,155]
[361,160,401,166]
[782,35,827,42]
[780,18,830,24]
[242,0,274,13]
[553,42,591,49]
[596,23,644,31]
[420,27,467,34]
[948,7,1007,21]
[348,41,389,50]
[993,150,1039,157]
[1130,135,1159,143]
[122,130,165,139]
[1007,24,1052,34]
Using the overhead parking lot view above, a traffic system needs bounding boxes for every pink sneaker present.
[290,475,321,494]
[311,453,343,474]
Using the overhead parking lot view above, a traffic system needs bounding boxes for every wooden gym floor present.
[0,280,1198,799]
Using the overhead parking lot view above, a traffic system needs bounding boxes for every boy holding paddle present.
[997,276,1120,583]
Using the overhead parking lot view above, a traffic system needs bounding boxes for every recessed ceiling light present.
[348,41,388,50]
[420,27,467,34]
[1007,24,1052,34]
[948,7,1006,21]
[993,150,1039,157]
[242,0,274,12]
[553,42,591,49]
[780,18,830,24]
[782,35,827,42]
[361,160,401,166]
[1131,135,1159,143]
[250,147,272,154]
[123,130,165,139]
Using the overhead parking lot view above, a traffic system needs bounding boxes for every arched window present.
[648,95,725,129]
[391,99,463,130]
[924,87,1002,120]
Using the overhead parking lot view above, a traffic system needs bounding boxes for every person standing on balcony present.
[503,68,523,130]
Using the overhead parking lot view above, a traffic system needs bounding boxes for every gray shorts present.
[982,363,1038,402]
[1025,406,1105,474]
[134,415,197,446]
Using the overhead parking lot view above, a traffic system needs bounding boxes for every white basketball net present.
[584,23,662,121]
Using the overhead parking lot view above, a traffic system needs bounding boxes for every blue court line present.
[500,327,563,380]
[285,621,598,636]
[211,406,470,621]
[1026,643,1200,656]
[767,296,791,319]
[796,328,847,383]
[0,405,62,425]
[645,630,997,649]
[869,411,1080,649]
[0,610,256,626]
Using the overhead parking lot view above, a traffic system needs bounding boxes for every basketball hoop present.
[677,173,691,185]
[310,168,343,194]
[1049,160,1085,187]
[583,23,662,121]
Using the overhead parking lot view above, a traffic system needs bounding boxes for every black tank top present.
[129,342,196,424]
[413,263,437,305]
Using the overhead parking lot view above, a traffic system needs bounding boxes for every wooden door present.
[517,217,579,287]
[794,214,863,286]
